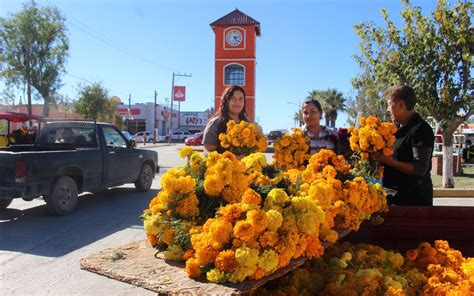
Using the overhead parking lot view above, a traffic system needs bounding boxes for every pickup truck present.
[0,121,159,215]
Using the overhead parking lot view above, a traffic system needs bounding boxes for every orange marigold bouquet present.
[349,116,397,180]
[273,128,309,170]
[255,240,473,295]
[219,120,268,156]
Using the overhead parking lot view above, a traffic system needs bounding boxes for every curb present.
[433,188,474,198]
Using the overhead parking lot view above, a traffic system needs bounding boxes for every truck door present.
[101,126,138,186]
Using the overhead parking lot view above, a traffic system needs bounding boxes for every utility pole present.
[154,90,157,144]
[128,94,131,132]
[169,72,192,143]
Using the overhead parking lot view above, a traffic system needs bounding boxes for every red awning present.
[0,112,42,123]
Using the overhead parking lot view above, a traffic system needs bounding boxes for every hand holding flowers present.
[349,116,397,179]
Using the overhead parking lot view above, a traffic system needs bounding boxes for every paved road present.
[0,144,187,296]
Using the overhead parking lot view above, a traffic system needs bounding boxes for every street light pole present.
[154,90,157,144]
[287,101,302,127]
[169,72,192,143]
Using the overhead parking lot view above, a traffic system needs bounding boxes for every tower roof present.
[210,9,261,36]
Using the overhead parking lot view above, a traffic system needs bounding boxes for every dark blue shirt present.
[383,113,435,206]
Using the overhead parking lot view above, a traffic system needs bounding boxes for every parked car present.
[0,121,158,215]
[267,129,287,144]
[122,131,136,146]
[185,132,203,146]
[166,131,192,141]
[132,131,154,143]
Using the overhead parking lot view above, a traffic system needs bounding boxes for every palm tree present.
[293,110,303,126]
[322,88,346,127]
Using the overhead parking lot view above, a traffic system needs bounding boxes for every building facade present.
[116,103,209,136]
[210,9,261,122]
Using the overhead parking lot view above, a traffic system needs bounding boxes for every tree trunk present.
[42,97,50,117]
[442,144,455,188]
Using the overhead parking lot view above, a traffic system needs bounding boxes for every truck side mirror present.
[130,139,136,147]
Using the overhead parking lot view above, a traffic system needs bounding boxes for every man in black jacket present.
[372,85,435,206]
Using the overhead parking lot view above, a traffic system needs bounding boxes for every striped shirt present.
[302,125,338,155]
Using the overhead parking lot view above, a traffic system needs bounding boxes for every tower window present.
[224,64,245,85]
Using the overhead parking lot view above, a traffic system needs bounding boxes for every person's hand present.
[371,151,391,164]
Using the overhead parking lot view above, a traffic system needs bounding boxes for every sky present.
[1,0,438,133]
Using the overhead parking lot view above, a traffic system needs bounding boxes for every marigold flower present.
[164,244,184,261]
[406,249,418,261]
[233,220,255,242]
[215,250,239,273]
[185,258,202,278]
[266,209,283,231]
[241,188,262,205]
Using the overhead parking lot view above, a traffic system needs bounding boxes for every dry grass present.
[432,165,474,188]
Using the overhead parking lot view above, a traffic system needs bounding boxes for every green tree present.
[105,95,122,122]
[353,0,473,188]
[0,1,69,117]
[347,73,391,126]
[74,83,110,121]
[306,89,347,127]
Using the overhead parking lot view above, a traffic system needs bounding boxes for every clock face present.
[225,30,243,46]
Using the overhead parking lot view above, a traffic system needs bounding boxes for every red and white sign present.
[117,108,140,115]
[173,86,186,102]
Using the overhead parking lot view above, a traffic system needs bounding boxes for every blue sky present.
[1,0,438,133]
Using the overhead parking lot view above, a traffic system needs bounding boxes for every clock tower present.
[210,9,261,121]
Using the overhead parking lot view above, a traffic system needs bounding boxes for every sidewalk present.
[136,142,176,148]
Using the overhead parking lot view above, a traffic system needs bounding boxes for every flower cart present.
[0,111,42,147]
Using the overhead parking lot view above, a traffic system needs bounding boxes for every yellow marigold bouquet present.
[141,166,199,257]
[273,128,309,170]
[241,153,274,188]
[219,120,268,155]
[204,151,250,204]
[349,116,397,180]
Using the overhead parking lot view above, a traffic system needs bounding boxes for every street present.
[0,144,186,296]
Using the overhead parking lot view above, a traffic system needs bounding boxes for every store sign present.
[181,112,208,127]
[117,108,140,115]
[173,86,186,102]
[162,111,177,118]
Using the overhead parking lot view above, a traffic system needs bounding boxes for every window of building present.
[224,64,244,85]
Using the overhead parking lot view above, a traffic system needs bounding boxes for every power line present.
[44,0,177,72]
[65,15,177,73]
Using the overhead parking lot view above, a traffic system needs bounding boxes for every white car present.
[132,131,154,143]
[166,131,192,141]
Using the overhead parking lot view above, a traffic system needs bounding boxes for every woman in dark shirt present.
[202,85,248,154]
[372,85,435,206]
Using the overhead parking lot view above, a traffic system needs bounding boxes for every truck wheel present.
[135,163,153,192]
[0,198,13,210]
[45,176,79,216]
